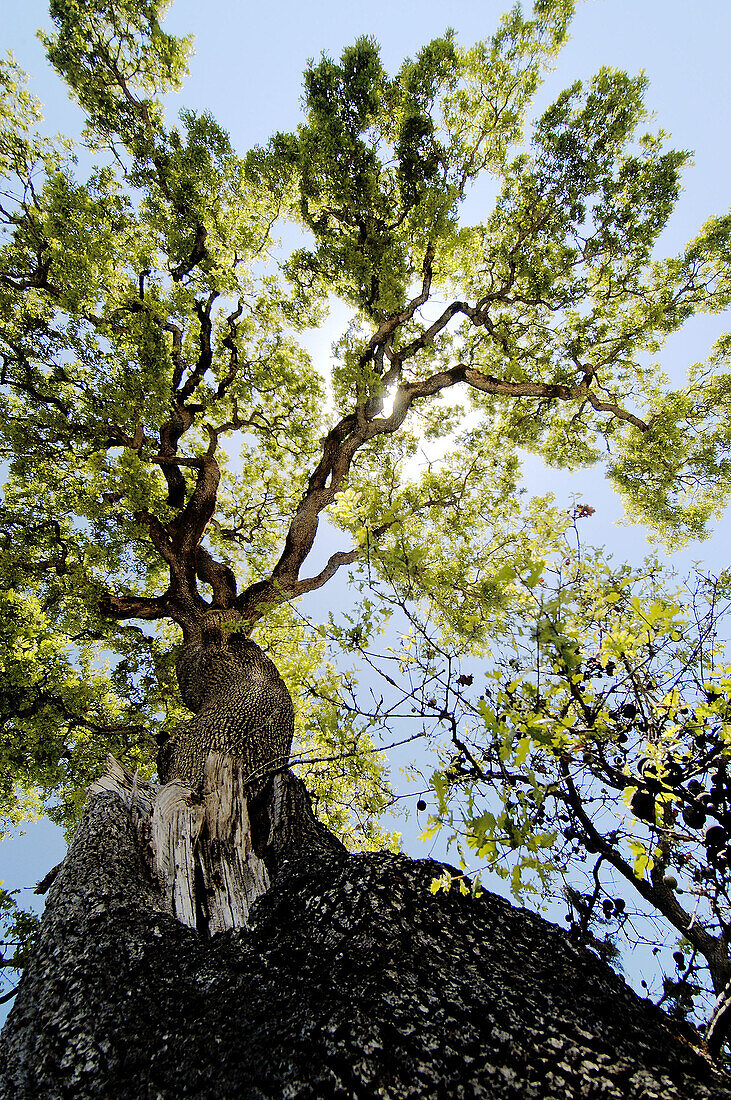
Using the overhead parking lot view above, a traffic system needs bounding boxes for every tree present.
[2,0,731,1086]
[334,519,731,1050]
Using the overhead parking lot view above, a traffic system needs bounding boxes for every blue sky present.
[2,0,731,1018]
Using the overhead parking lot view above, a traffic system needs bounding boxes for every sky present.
[2,0,731,1019]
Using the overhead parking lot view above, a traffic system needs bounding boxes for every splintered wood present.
[91,753,270,934]
[197,754,269,934]
[152,780,205,929]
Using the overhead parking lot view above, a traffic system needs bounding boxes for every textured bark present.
[158,633,294,792]
[1,764,730,1099]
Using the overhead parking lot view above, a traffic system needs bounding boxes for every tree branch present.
[234,351,649,627]
[169,436,221,561]
[178,292,217,400]
[171,223,208,283]
[217,300,246,398]
[559,756,723,975]
[99,592,172,621]
[195,545,238,608]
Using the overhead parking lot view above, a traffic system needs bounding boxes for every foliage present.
[0,883,40,1002]
[328,511,731,1042]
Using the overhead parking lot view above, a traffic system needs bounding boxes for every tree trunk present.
[157,632,295,793]
[1,758,730,1099]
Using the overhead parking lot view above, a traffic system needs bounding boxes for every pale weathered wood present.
[197,753,269,934]
[89,753,270,933]
[151,780,205,927]
[89,754,155,816]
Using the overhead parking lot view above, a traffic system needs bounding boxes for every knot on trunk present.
[158,635,294,792]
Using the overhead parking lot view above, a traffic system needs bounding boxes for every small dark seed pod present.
[705,824,727,851]
[682,803,707,830]
[630,789,656,823]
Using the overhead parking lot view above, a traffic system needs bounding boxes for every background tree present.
[3,0,731,1057]
[324,510,731,1049]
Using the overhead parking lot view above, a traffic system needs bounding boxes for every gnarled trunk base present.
[1,758,730,1099]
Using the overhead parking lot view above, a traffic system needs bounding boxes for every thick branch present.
[217,300,246,398]
[158,403,194,509]
[169,444,220,559]
[178,292,217,400]
[99,592,172,621]
[171,223,208,283]
[195,545,238,609]
[583,391,650,431]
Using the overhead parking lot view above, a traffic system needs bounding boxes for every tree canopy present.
[3,0,731,1047]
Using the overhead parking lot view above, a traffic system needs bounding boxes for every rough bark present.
[1,760,730,1099]
[158,633,294,792]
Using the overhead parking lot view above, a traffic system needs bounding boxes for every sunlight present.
[380,383,397,420]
